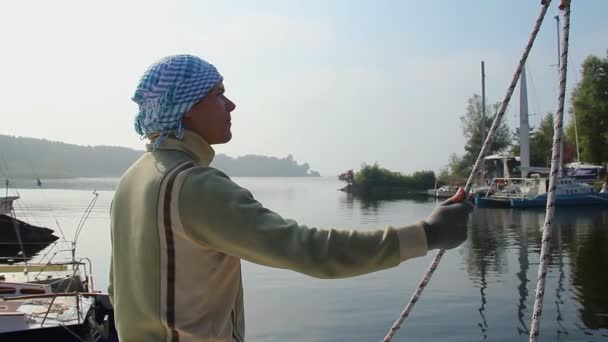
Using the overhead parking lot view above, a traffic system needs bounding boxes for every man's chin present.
[214,133,232,145]
[225,131,232,143]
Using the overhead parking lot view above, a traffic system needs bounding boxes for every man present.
[109,54,473,342]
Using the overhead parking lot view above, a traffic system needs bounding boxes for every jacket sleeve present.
[178,167,428,279]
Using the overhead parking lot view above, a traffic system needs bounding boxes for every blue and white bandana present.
[132,54,223,143]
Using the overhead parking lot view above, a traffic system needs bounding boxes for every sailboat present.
[476,63,608,208]
[1,194,59,264]
[0,183,117,340]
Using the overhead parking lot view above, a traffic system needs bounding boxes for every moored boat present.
[427,185,460,198]
[0,192,117,341]
[0,197,19,216]
[476,176,608,208]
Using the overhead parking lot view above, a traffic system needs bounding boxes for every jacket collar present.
[147,130,215,166]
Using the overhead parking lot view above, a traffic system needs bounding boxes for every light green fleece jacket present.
[109,130,428,342]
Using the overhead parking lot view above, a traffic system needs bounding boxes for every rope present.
[529,2,571,341]
[382,2,553,341]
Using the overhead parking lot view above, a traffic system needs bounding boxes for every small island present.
[338,163,436,198]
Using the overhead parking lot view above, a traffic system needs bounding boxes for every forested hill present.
[0,135,320,179]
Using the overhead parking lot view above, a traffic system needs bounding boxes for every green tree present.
[351,163,435,191]
[569,52,608,164]
[511,113,556,167]
[448,95,511,178]
[461,94,511,160]
[446,153,469,180]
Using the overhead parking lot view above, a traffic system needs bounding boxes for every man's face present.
[183,82,236,145]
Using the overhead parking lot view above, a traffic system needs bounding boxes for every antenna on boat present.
[481,61,487,182]
[481,61,486,145]
[71,190,99,264]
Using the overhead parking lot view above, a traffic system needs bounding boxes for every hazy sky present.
[1,1,607,176]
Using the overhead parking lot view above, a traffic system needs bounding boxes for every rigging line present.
[382,2,553,341]
[0,151,11,181]
[13,192,42,226]
[28,186,67,238]
[9,137,69,236]
[14,195,69,260]
[529,1,571,341]
[34,241,59,268]
[9,208,30,279]
[55,218,68,242]
[74,192,99,244]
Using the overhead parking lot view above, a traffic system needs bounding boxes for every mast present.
[481,61,487,181]
[520,65,530,178]
[573,112,580,162]
[481,61,486,144]
[555,15,565,174]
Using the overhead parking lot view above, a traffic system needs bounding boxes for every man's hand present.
[423,188,474,251]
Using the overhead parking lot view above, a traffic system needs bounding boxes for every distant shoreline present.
[6,175,326,192]
[1,134,321,180]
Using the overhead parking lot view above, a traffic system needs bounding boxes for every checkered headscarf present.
[132,54,223,141]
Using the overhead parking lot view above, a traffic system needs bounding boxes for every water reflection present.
[467,209,509,340]
[340,195,608,335]
[348,193,382,215]
[516,217,530,336]
[555,224,569,339]
[466,209,509,276]
[341,193,429,216]
[466,207,608,336]
[477,258,489,340]
[568,209,608,331]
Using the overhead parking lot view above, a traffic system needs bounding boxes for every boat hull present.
[0,215,58,244]
[476,192,608,208]
[510,192,608,208]
[0,214,58,264]
[475,197,512,208]
[0,324,90,342]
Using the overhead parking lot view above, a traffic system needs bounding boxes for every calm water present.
[7,177,608,341]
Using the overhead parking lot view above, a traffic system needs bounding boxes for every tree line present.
[0,135,320,180]
[338,164,436,196]
[337,51,608,191]
[442,51,608,183]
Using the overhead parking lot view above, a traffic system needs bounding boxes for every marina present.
[4,178,608,341]
[476,177,608,208]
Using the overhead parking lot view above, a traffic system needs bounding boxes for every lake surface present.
[7,177,608,341]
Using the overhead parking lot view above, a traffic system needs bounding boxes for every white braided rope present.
[382,2,553,341]
[529,3,571,341]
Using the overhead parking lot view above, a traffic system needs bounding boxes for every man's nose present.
[227,97,236,112]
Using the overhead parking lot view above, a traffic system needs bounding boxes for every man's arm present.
[178,167,428,279]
